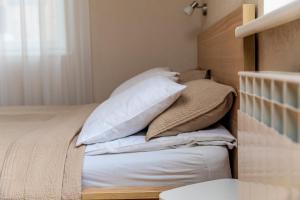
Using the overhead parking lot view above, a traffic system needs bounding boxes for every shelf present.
[253,96,261,122]
[240,76,246,92]
[262,79,271,100]
[246,95,253,117]
[246,77,253,95]
[262,100,271,127]
[253,78,261,97]
[235,1,300,38]
[239,72,300,144]
[272,104,284,135]
[285,109,299,142]
[285,83,299,109]
[272,81,283,104]
[241,91,299,112]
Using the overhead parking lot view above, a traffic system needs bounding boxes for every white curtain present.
[0,0,93,105]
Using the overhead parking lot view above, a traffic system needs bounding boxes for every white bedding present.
[82,146,231,188]
[85,124,236,156]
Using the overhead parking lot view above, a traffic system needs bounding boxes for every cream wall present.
[201,0,243,30]
[90,0,203,102]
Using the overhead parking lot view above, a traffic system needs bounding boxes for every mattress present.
[82,146,231,188]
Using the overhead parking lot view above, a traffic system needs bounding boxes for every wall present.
[89,0,300,102]
[90,0,203,102]
[201,0,242,30]
[202,0,300,72]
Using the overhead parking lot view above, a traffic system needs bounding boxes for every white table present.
[160,179,238,200]
[160,179,300,200]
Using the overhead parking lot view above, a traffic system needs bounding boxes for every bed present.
[0,4,256,200]
[83,3,256,199]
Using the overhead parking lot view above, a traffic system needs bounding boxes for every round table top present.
[160,179,300,200]
[160,179,238,200]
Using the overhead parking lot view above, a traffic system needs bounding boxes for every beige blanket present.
[0,104,96,200]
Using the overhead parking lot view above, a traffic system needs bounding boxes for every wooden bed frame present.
[81,4,256,200]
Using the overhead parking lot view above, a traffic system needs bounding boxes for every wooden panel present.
[259,18,300,72]
[82,186,172,200]
[197,4,256,178]
[198,4,255,134]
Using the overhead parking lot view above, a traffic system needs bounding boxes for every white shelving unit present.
[239,71,300,143]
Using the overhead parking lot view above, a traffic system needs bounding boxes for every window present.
[0,0,66,55]
[264,0,296,14]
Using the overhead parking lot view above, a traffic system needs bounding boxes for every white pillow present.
[85,125,236,155]
[76,76,186,146]
[110,67,179,97]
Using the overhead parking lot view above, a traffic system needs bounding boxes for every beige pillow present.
[179,69,209,83]
[146,79,236,140]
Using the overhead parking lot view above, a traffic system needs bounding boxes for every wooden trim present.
[236,1,300,38]
[82,186,172,200]
[243,4,256,72]
[243,4,256,24]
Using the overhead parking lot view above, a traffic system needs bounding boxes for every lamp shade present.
[184,5,194,15]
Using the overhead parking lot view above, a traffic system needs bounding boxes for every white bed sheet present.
[85,124,236,156]
[82,146,231,188]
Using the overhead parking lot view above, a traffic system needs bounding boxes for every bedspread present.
[0,104,96,200]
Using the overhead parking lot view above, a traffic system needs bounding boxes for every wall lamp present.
[184,1,207,16]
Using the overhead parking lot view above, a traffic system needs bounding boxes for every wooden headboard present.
[197,4,256,178]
